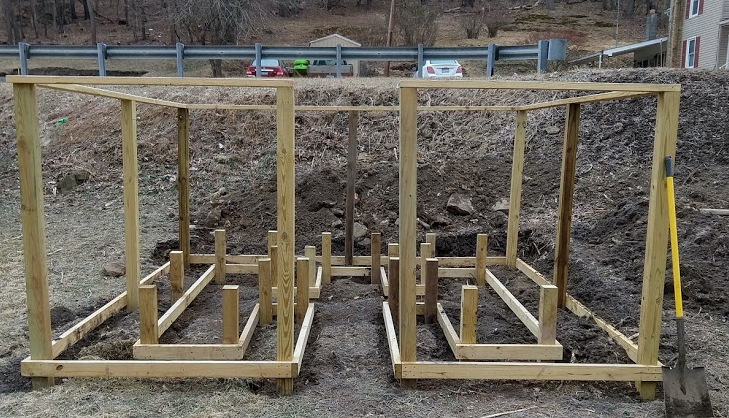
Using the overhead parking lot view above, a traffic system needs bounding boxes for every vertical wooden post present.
[322,232,331,284]
[14,83,53,388]
[554,103,580,308]
[506,110,527,267]
[296,257,310,324]
[475,234,488,287]
[215,229,226,285]
[222,285,239,344]
[270,245,279,287]
[169,250,184,302]
[420,242,432,281]
[399,85,417,388]
[388,257,400,327]
[258,258,272,325]
[460,285,478,344]
[538,285,558,345]
[425,233,436,257]
[388,243,399,257]
[139,285,158,344]
[305,246,316,286]
[424,258,438,324]
[121,99,140,312]
[345,110,359,266]
[267,230,277,258]
[370,232,381,285]
[177,108,190,268]
[636,91,680,400]
[276,84,296,395]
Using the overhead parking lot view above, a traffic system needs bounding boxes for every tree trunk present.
[86,0,96,43]
[2,0,21,44]
[82,0,89,19]
[41,0,48,37]
[546,0,555,10]
[624,0,635,16]
[69,0,76,19]
[210,59,223,77]
[31,0,39,38]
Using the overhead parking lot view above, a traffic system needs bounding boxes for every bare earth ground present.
[0,69,728,417]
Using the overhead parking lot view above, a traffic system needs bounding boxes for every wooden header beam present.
[398,79,681,92]
[8,75,293,88]
[520,91,656,111]
[37,84,183,108]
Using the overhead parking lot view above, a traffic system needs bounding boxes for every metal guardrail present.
[0,40,567,78]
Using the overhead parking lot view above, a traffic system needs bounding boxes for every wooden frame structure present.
[10,76,680,400]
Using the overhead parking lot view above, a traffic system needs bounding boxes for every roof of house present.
[308,34,362,47]
[570,37,668,64]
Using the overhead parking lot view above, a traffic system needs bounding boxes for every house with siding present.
[681,0,729,68]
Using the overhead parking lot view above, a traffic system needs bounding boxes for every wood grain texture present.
[215,229,227,285]
[345,110,358,265]
[222,285,239,344]
[258,258,272,325]
[169,251,184,302]
[295,258,310,324]
[139,285,158,344]
[321,232,331,284]
[475,234,488,286]
[506,110,527,266]
[538,285,558,345]
[371,233,381,285]
[424,258,438,324]
[460,285,478,344]
[177,108,191,267]
[121,99,140,312]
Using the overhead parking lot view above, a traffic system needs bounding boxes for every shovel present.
[662,156,713,418]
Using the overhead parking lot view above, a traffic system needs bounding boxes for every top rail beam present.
[7,76,294,88]
[397,80,681,92]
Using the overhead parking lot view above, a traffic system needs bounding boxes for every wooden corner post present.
[14,82,54,389]
[177,107,191,268]
[399,85,417,388]
[636,91,680,400]
[276,84,296,395]
[506,110,527,267]
[122,99,141,312]
[553,103,580,308]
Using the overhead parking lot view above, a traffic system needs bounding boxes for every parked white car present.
[415,59,463,78]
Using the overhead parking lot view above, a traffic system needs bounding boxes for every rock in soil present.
[447,193,475,216]
[102,261,126,277]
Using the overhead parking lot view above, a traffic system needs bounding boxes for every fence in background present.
[0,40,567,78]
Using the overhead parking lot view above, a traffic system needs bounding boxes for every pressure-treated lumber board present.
[157,265,215,336]
[133,344,244,360]
[222,285,239,344]
[371,233,381,285]
[424,258,438,324]
[258,258,272,325]
[215,229,227,285]
[9,75,295,88]
[14,83,54,388]
[239,303,260,354]
[436,303,460,355]
[36,83,183,107]
[292,303,316,371]
[388,243,399,257]
[305,246,317,287]
[388,257,400,328]
[177,108,190,267]
[460,285,478,344]
[295,258,309,324]
[268,230,277,258]
[270,245,279,288]
[382,302,402,377]
[345,110,358,265]
[186,104,276,110]
[475,234,488,286]
[637,91,679,400]
[699,208,729,215]
[418,105,521,111]
[456,344,564,361]
[538,285,558,345]
[397,79,680,92]
[553,103,580,308]
[51,262,169,358]
[506,110,527,266]
[297,105,397,112]
[170,251,184,302]
[225,263,258,274]
[485,269,539,336]
[21,359,296,378]
[271,285,321,299]
[420,242,432,281]
[425,233,436,256]
[398,362,663,381]
[520,91,655,110]
[565,295,640,363]
[331,266,370,276]
[515,259,550,286]
[276,85,296,396]
[438,267,477,278]
[139,285,158,344]
[322,232,332,284]
[121,99,140,311]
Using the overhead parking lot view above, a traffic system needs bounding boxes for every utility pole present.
[384,0,396,77]
[667,0,685,67]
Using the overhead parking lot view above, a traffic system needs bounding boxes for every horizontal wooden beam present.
[515,259,551,286]
[186,104,276,111]
[331,266,370,277]
[292,303,315,372]
[157,265,215,336]
[485,269,539,337]
[399,362,663,381]
[382,302,401,377]
[225,263,258,274]
[297,105,397,112]
[9,75,294,88]
[132,343,244,360]
[438,267,476,278]
[436,303,460,355]
[520,91,655,111]
[456,343,563,361]
[37,84,183,107]
[397,79,680,92]
[21,359,296,378]
[192,254,507,268]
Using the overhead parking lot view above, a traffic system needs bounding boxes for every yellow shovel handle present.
[666,156,683,319]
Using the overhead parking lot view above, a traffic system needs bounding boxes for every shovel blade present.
[663,366,713,418]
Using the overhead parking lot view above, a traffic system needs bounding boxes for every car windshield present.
[253,59,280,67]
[429,60,458,65]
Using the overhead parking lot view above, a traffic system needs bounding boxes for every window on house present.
[689,0,700,17]
[686,37,697,68]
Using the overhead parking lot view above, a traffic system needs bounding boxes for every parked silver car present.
[415,59,463,78]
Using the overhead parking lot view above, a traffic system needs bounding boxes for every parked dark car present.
[246,59,289,77]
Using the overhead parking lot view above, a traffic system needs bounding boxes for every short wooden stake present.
[388,257,400,328]
[215,229,226,285]
[539,285,558,345]
[370,232,381,285]
[296,258,310,324]
[388,243,399,257]
[267,230,277,257]
[425,233,436,257]
[424,258,439,324]
[305,246,316,286]
[258,258,272,325]
[322,232,332,284]
[420,242,432,283]
[139,285,158,344]
[222,285,239,344]
[169,250,184,302]
[270,245,279,288]
[460,285,478,344]
[476,234,488,287]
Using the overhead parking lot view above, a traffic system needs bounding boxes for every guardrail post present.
[486,43,496,77]
[175,42,184,77]
[97,43,107,76]
[417,44,424,78]
[19,42,29,75]
[336,44,342,78]
[537,39,549,74]
[255,43,262,78]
